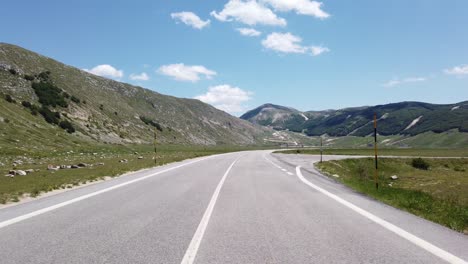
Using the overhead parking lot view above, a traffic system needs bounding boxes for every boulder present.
[47,165,59,171]
[71,165,80,169]
[96,162,105,166]
[4,174,14,178]
[8,170,16,175]
[25,169,35,174]
[390,175,398,180]
[138,156,144,159]
[119,159,128,163]
[16,170,27,176]
[77,163,88,168]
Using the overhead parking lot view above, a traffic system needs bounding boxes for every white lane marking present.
[281,169,287,172]
[263,155,282,169]
[287,172,294,176]
[296,166,467,264]
[0,154,227,229]
[181,158,239,264]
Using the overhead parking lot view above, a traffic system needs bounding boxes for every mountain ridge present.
[241,101,468,137]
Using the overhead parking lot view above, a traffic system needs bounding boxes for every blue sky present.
[2,0,468,115]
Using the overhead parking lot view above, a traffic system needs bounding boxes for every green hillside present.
[0,43,272,152]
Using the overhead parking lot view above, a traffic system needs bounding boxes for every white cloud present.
[211,0,287,26]
[236,27,262,36]
[383,77,426,87]
[158,63,216,82]
[310,45,330,56]
[83,64,123,79]
[444,65,468,76]
[261,0,330,19]
[171,11,210,29]
[195,84,253,113]
[261,32,329,56]
[130,72,149,81]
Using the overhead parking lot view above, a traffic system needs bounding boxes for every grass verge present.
[315,157,468,233]
[0,144,259,204]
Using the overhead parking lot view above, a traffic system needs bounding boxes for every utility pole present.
[374,113,379,190]
[154,128,157,165]
[320,136,323,163]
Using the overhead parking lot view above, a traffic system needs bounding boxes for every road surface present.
[0,151,466,264]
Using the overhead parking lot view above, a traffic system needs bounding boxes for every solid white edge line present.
[295,166,467,264]
[0,154,225,229]
[181,157,239,264]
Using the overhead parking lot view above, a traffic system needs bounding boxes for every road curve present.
[0,150,466,264]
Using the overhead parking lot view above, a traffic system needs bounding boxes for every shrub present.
[39,106,60,125]
[4,118,10,123]
[59,120,75,133]
[5,94,15,103]
[412,158,430,170]
[32,81,68,108]
[30,104,40,116]
[23,75,35,81]
[99,104,104,111]
[70,95,80,103]
[21,101,32,108]
[140,116,163,131]
[8,68,17,75]
[37,71,50,81]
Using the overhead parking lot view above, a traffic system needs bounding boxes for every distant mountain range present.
[0,43,271,153]
[241,101,468,137]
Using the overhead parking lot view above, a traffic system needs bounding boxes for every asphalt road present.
[0,151,466,264]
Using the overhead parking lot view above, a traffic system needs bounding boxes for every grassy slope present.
[316,158,468,232]
[0,43,270,146]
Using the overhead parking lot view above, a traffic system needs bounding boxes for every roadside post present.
[374,113,379,190]
[320,136,323,163]
[154,128,157,165]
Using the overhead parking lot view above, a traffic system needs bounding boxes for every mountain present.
[240,103,310,131]
[0,43,271,153]
[241,101,468,137]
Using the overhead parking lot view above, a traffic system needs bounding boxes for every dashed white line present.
[296,166,467,264]
[181,157,240,264]
[287,172,294,176]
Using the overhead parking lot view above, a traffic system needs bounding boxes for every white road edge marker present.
[181,158,239,264]
[296,166,467,264]
[0,154,228,229]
